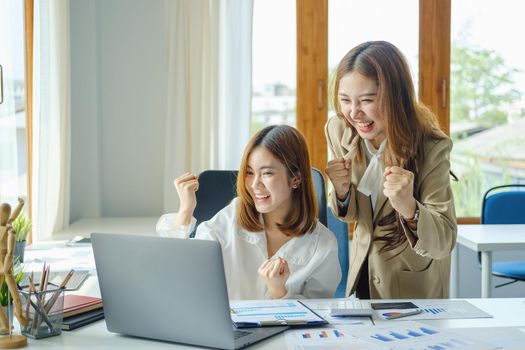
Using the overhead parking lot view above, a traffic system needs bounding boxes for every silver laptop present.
[91,233,287,350]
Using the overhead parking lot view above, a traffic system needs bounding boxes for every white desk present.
[451,224,525,298]
[20,233,525,349]
[18,284,525,349]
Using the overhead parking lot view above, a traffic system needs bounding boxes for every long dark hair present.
[332,41,446,252]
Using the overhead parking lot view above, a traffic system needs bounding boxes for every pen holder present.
[20,286,65,339]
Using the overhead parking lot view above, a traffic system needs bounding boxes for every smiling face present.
[338,72,386,149]
[244,146,298,224]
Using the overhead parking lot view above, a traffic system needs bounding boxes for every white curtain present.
[0,0,24,205]
[163,0,253,212]
[32,0,71,239]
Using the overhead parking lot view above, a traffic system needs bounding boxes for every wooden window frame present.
[296,0,328,171]
[297,0,474,224]
[24,0,34,242]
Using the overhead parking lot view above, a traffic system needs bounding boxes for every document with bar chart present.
[350,321,498,350]
[285,325,384,350]
[374,300,492,321]
[285,322,498,350]
[230,300,327,327]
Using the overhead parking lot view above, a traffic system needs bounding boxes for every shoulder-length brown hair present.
[331,41,447,252]
[236,125,317,236]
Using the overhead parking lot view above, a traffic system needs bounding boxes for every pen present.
[384,309,423,320]
[260,319,309,326]
[234,322,259,327]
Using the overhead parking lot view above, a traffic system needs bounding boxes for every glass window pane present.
[251,0,296,134]
[451,0,525,217]
[0,0,27,204]
[329,0,419,112]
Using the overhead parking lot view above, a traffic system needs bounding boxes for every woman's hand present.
[326,158,352,201]
[174,173,199,227]
[258,257,290,299]
[383,166,417,219]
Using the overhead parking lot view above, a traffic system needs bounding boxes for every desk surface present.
[457,224,525,251]
[19,275,525,349]
[22,232,525,349]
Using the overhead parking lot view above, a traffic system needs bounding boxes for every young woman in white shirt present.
[157,125,341,300]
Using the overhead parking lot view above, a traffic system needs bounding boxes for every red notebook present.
[63,295,103,318]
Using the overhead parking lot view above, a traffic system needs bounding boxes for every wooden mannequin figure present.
[0,198,28,348]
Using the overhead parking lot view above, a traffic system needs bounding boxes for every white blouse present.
[156,198,341,300]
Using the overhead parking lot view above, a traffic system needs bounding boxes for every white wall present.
[70,0,167,221]
[70,0,100,221]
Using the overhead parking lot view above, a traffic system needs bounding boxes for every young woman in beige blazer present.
[325,41,457,299]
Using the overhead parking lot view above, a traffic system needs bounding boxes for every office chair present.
[192,168,348,297]
[480,184,525,288]
[192,170,239,236]
[311,168,328,226]
[310,168,349,297]
[327,209,349,298]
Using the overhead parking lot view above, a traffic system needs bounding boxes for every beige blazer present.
[325,116,457,299]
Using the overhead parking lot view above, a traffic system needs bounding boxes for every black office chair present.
[192,170,239,236]
[191,168,328,234]
[480,184,525,288]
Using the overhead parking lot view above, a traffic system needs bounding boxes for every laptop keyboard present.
[234,330,252,339]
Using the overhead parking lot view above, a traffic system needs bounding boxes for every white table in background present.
[451,224,525,298]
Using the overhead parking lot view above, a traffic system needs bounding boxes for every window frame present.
[24,0,34,242]
[296,0,475,223]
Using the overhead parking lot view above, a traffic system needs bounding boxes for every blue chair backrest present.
[311,168,349,297]
[481,184,525,224]
[328,209,349,298]
[311,168,328,227]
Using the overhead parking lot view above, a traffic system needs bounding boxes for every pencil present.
[43,269,74,313]
[28,275,54,331]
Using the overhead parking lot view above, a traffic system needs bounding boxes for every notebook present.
[62,308,105,331]
[63,294,102,318]
[91,233,288,350]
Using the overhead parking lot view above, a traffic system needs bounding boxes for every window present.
[251,0,296,134]
[328,0,419,98]
[0,0,28,204]
[450,0,525,217]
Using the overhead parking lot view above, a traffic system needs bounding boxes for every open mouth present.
[356,120,374,132]
[254,194,270,201]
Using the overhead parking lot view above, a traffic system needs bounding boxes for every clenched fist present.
[258,257,290,299]
[326,158,352,201]
[383,166,417,219]
[173,172,199,227]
